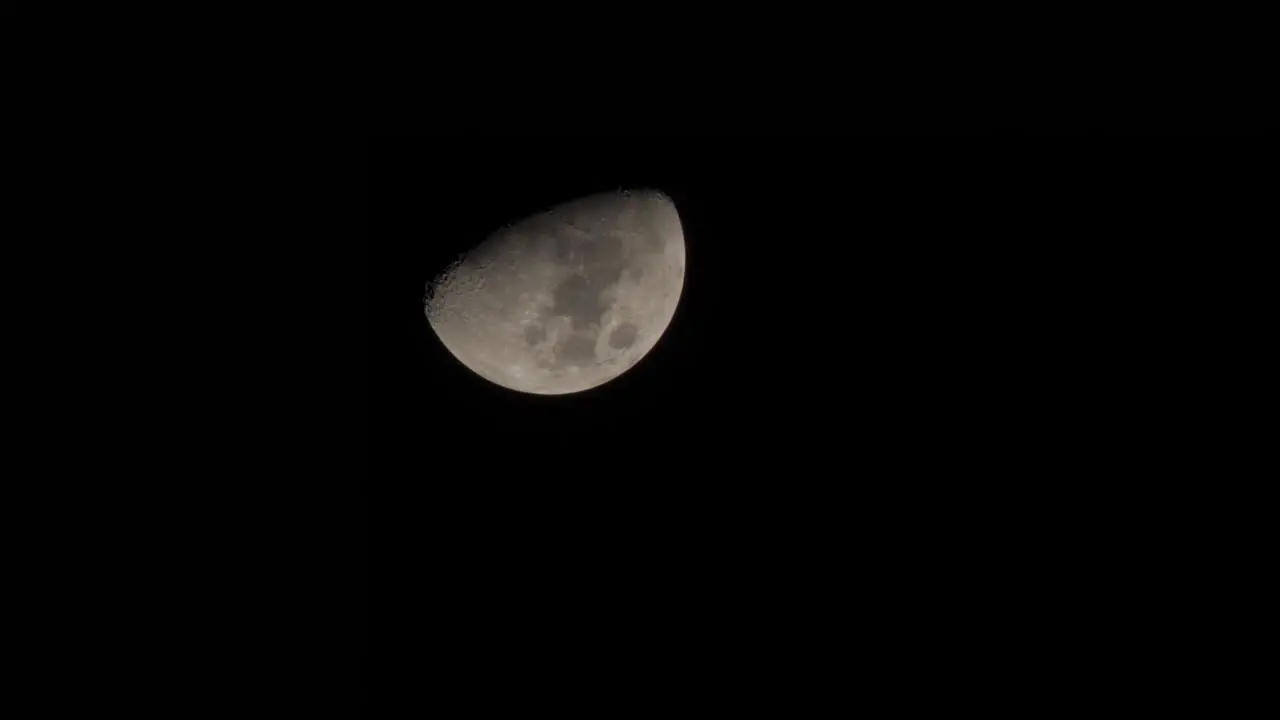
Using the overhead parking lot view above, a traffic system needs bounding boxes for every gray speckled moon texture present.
[425,189,686,395]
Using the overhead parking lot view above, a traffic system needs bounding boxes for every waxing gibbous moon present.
[425,189,686,395]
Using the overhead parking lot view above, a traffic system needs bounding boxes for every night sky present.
[362,133,1245,708]
[368,135,1207,488]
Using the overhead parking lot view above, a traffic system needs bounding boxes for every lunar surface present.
[425,189,686,395]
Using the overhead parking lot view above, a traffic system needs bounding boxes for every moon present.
[425,189,686,395]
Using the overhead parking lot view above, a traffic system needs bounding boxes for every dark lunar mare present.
[609,322,638,349]
[557,333,597,364]
[544,232,631,366]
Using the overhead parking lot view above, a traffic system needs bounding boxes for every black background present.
[368,135,1224,488]
[364,134,1252,710]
